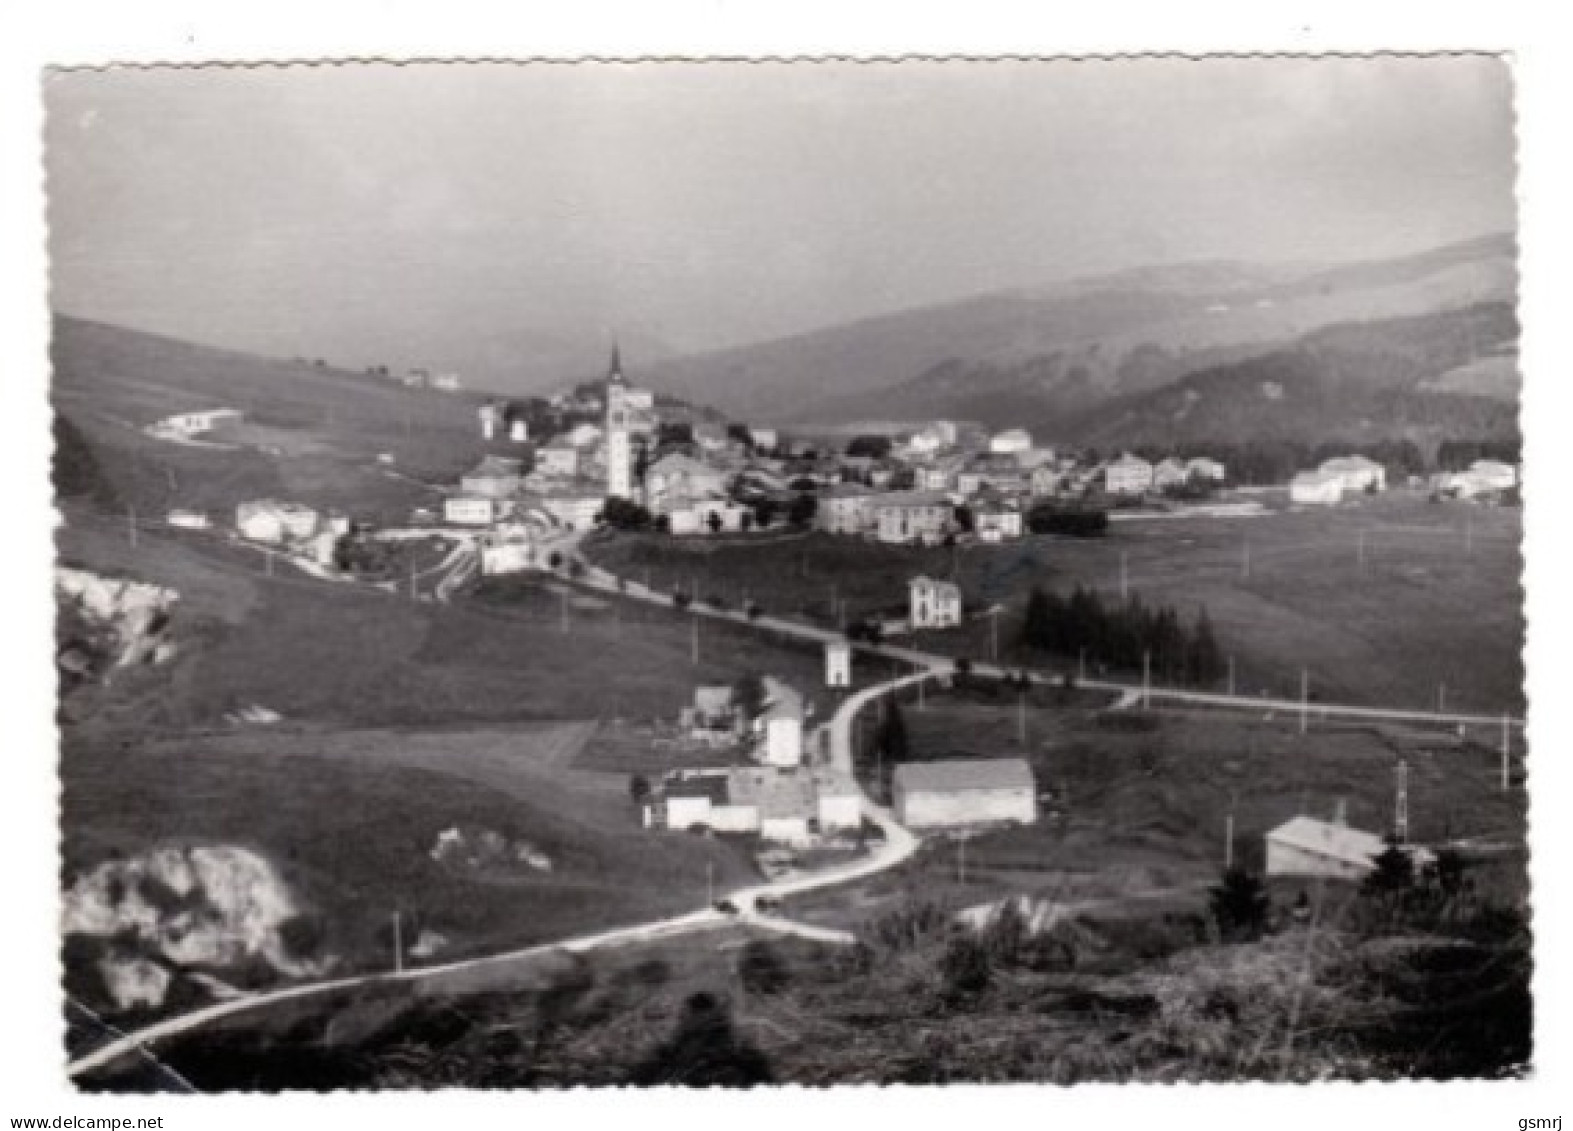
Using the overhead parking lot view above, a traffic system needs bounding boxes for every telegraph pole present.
[560,589,569,634]
[1395,760,1410,844]
[1017,688,1027,744]
[990,608,1000,662]
[127,505,138,550]
[1225,800,1236,871]
[1120,551,1129,601]
[1242,535,1251,579]
[392,911,403,974]
[706,859,715,906]
[1299,668,1310,735]
[1142,650,1151,708]
[1227,654,1236,698]
[1357,529,1367,571]
[1438,682,1447,715]
[691,616,700,664]
[1078,647,1087,683]
[1501,714,1512,790]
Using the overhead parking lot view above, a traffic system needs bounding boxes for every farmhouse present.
[1104,453,1155,496]
[461,455,525,498]
[909,575,962,629]
[151,408,243,438]
[1440,459,1518,499]
[957,454,1028,498]
[874,491,954,545]
[749,427,780,452]
[1319,455,1386,494]
[1030,464,1067,497]
[1289,471,1345,506]
[653,765,858,843]
[891,758,1037,830]
[166,509,210,530]
[915,454,967,493]
[1265,815,1434,881]
[444,495,500,526]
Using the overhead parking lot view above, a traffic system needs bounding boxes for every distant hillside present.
[50,315,502,520]
[1057,303,1521,454]
[644,233,1516,426]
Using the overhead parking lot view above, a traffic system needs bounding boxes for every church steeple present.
[607,340,624,385]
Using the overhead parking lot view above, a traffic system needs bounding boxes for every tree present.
[752,498,780,528]
[726,423,755,451]
[845,434,892,459]
[876,696,909,762]
[600,497,653,531]
[629,774,652,806]
[941,935,992,995]
[1362,837,1416,898]
[1208,867,1270,942]
[672,591,692,610]
[952,504,975,533]
[707,510,724,535]
[788,494,818,527]
[547,550,563,570]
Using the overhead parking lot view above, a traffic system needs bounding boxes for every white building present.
[1104,454,1155,496]
[643,453,730,514]
[1187,457,1228,483]
[605,346,638,500]
[509,418,529,443]
[1265,815,1433,881]
[755,677,806,768]
[166,509,210,530]
[236,500,321,544]
[817,484,877,536]
[892,759,1037,830]
[813,768,864,832]
[909,575,962,629]
[479,403,502,441]
[481,542,538,575]
[1319,456,1386,495]
[989,428,1033,455]
[567,422,603,448]
[973,503,1023,543]
[748,427,780,452]
[1153,457,1190,490]
[541,489,605,531]
[1289,471,1345,506]
[826,641,852,688]
[431,373,463,392]
[874,491,954,545]
[669,500,751,536]
[535,442,579,478]
[445,495,500,526]
[461,456,524,499]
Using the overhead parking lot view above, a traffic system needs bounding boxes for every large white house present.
[1104,454,1155,496]
[461,456,525,499]
[972,501,1023,543]
[892,758,1037,829]
[643,453,730,515]
[236,500,322,544]
[909,575,962,629]
[989,428,1033,455]
[817,484,877,536]
[754,677,806,768]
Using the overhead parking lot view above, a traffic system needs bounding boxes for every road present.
[66,657,930,1082]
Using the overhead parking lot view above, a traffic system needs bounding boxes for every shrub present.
[737,940,791,995]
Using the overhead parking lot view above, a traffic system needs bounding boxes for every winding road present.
[68,526,1522,1081]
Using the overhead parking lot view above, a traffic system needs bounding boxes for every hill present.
[50,315,514,521]
[642,233,1516,427]
[1057,303,1521,454]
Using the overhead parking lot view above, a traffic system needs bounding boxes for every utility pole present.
[1300,668,1310,735]
[409,559,418,600]
[957,834,967,886]
[1395,760,1410,844]
[691,616,700,665]
[1357,529,1366,571]
[1227,654,1236,698]
[392,911,403,974]
[706,859,715,906]
[1017,689,1027,745]
[127,505,138,550]
[560,589,569,634]
[917,676,925,712]
[1142,650,1152,708]
[1242,535,1251,580]
[1078,647,1087,683]
[1438,682,1447,715]
[1501,714,1512,791]
[1120,551,1129,601]
[1465,515,1474,557]
[1225,805,1236,871]
[264,549,275,578]
[990,608,1000,662]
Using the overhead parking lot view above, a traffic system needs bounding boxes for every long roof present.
[1266,816,1387,865]
[874,489,953,509]
[892,758,1035,793]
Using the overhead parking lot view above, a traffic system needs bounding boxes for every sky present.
[44,57,1518,390]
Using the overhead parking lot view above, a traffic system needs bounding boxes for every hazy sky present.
[45,57,1516,387]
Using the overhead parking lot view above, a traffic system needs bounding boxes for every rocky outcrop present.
[63,845,324,1012]
[56,567,179,675]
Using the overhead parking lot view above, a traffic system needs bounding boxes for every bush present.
[1208,868,1270,943]
[737,940,791,995]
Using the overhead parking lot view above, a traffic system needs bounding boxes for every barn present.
[1265,815,1434,880]
[891,758,1037,830]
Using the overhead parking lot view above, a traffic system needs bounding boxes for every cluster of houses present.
[233,500,351,565]
[1430,458,1519,503]
[1288,456,1390,506]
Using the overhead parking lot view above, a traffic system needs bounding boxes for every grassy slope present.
[584,493,1525,715]
[50,315,517,521]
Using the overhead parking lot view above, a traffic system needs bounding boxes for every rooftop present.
[1266,816,1391,867]
[893,758,1036,794]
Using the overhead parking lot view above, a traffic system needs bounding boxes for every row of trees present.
[1020,585,1226,686]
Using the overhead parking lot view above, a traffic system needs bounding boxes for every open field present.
[788,688,1527,934]
[586,492,1524,715]
[61,720,762,1021]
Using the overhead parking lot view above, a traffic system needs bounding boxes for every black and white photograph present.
[27,48,1545,1097]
